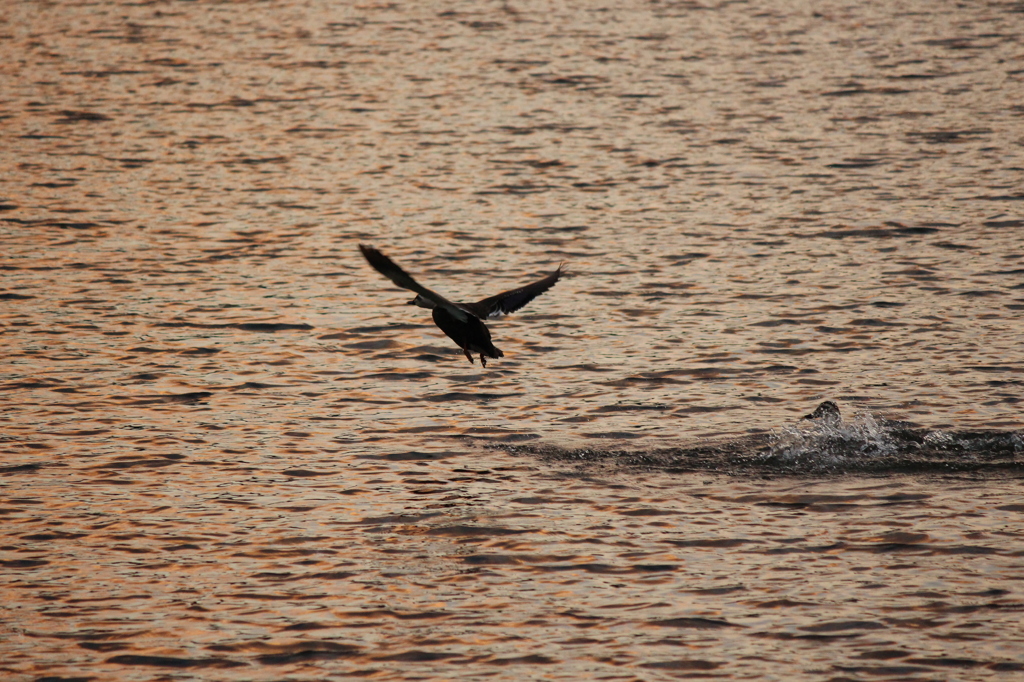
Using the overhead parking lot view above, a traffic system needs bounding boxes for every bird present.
[803,400,841,425]
[358,244,563,366]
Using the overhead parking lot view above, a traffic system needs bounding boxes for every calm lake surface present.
[2,1,1024,679]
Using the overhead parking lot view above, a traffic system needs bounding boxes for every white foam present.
[764,411,897,470]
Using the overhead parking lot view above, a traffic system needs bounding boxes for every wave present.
[503,402,1024,475]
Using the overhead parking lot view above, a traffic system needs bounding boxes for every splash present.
[762,411,899,473]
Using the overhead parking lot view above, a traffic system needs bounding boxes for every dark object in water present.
[358,244,563,366]
[803,400,841,424]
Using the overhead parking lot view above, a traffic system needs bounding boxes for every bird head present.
[408,295,435,309]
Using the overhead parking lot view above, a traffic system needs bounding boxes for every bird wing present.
[470,264,564,318]
[359,245,471,323]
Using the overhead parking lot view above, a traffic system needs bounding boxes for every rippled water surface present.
[3,1,1024,679]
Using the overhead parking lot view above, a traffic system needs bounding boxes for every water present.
[3,0,1024,679]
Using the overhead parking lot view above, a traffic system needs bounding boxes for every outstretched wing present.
[469,264,564,318]
[358,245,470,323]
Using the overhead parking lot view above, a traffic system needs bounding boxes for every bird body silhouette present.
[359,245,562,366]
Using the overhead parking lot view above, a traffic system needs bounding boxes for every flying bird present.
[358,244,563,366]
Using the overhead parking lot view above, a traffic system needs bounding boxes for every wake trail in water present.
[503,402,1024,475]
